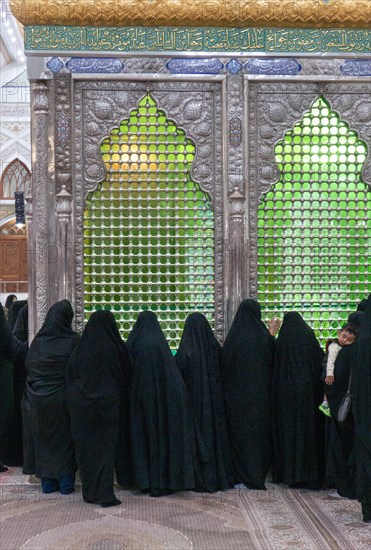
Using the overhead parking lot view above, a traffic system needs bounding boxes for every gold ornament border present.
[25,26,371,54]
[11,0,371,29]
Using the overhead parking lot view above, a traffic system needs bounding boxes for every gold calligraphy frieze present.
[24,26,371,53]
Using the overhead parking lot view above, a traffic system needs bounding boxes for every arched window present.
[84,94,215,348]
[257,97,370,343]
[0,159,31,199]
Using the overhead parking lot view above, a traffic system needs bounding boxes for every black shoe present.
[150,489,174,497]
[100,498,121,508]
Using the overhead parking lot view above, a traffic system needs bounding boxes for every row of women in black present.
[1,297,370,520]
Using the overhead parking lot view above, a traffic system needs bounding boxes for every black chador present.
[4,303,28,466]
[176,313,233,492]
[271,312,325,487]
[326,344,356,499]
[352,295,371,522]
[0,304,13,472]
[23,300,80,481]
[7,300,27,333]
[221,299,275,490]
[127,310,195,496]
[67,310,132,507]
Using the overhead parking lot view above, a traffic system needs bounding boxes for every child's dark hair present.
[340,322,358,336]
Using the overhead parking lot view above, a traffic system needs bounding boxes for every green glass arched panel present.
[258,97,370,343]
[84,94,215,348]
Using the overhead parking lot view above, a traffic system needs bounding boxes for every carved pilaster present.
[227,185,247,329]
[32,81,50,332]
[56,185,73,303]
[54,73,72,194]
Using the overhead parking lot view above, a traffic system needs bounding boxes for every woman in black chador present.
[326,344,357,499]
[221,299,275,490]
[271,312,325,488]
[127,310,195,496]
[176,312,233,492]
[352,295,371,522]
[7,300,27,333]
[4,303,28,466]
[66,310,132,507]
[23,300,79,494]
[4,294,17,316]
[0,304,13,472]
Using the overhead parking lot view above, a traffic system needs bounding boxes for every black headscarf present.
[176,312,233,492]
[221,299,275,489]
[0,304,12,364]
[26,299,78,375]
[357,298,368,312]
[23,300,79,478]
[127,310,195,495]
[348,311,365,327]
[7,300,27,333]
[13,303,29,343]
[4,295,17,311]
[352,295,371,518]
[66,310,132,504]
[271,311,325,487]
[0,304,13,468]
[67,310,131,401]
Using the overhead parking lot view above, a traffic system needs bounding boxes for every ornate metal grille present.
[84,94,215,348]
[257,97,370,342]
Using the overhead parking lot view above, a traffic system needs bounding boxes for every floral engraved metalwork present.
[32,81,50,331]
[244,58,301,75]
[229,115,242,147]
[65,57,125,73]
[227,74,244,195]
[54,73,72,194]
[124,58,167,74]
[166,58,223,74]
[299,59,342,75]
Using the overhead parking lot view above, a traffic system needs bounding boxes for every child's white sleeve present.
[326,342,342,376]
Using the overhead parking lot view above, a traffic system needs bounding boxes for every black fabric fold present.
[3,303,28,466]
[7,300,27,333]
[326,344,356,498]
[23,300,79,478]
[127,310,195,495]
[66,310,133,504]
[176,312,233,492]
[221,299,275,490]
[0,304,13,469]
[271,311,325,487]
[352,295,371,519]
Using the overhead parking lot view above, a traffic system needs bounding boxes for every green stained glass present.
[84,94,215,348]
[257,97,370,344]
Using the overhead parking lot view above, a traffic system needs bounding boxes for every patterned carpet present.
[0,468,370,549]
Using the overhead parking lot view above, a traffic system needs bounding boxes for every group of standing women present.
[1,295,370,522]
